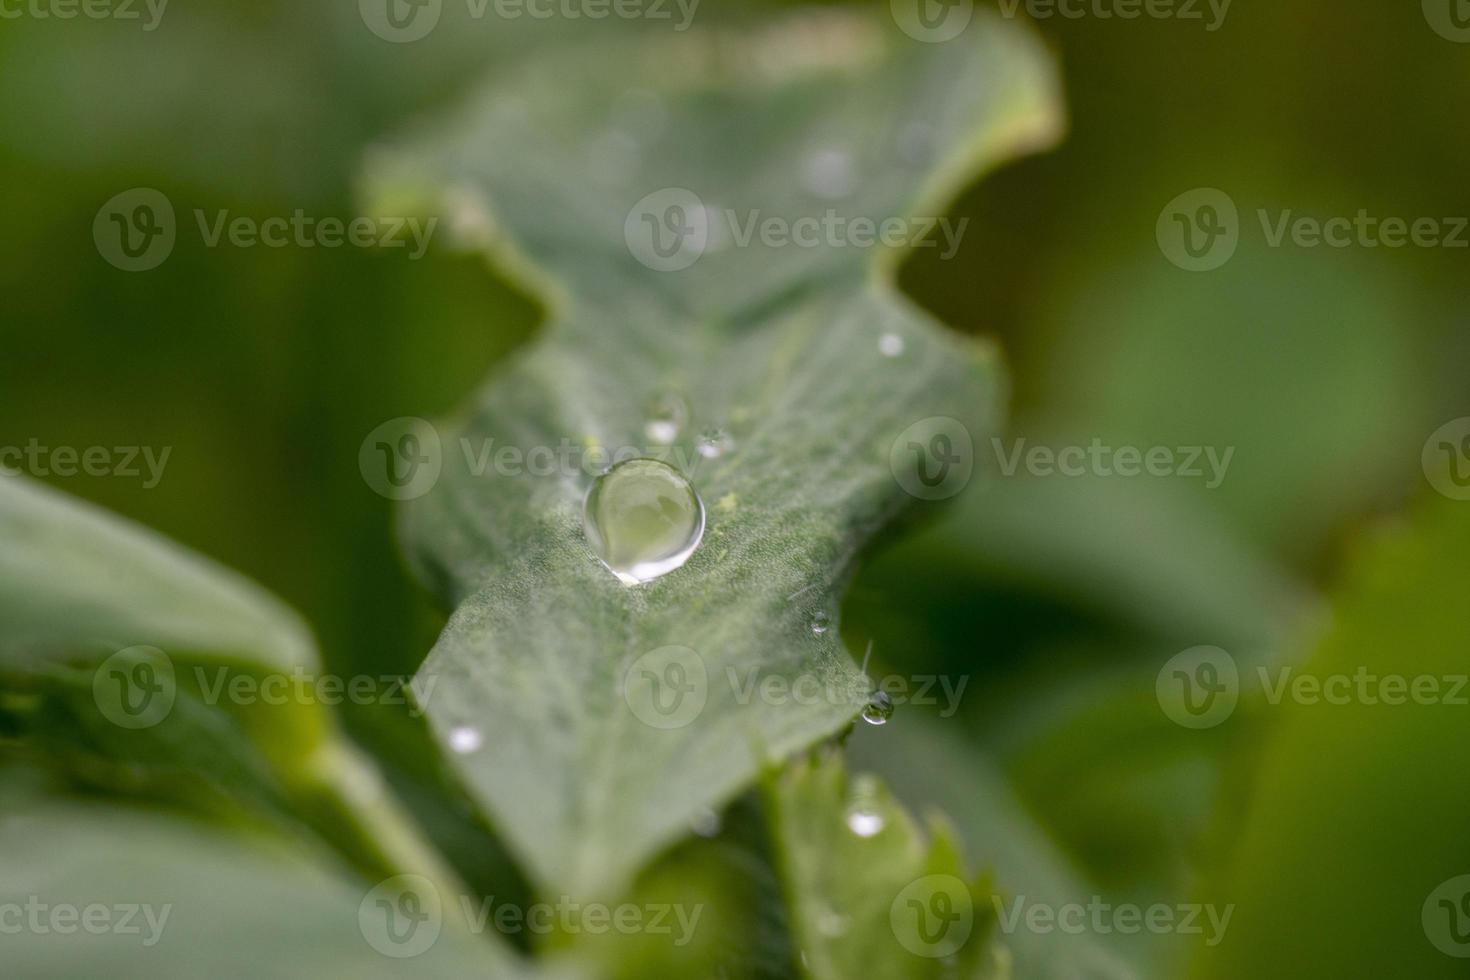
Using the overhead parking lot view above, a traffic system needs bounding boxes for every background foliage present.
[2,1,1468,976]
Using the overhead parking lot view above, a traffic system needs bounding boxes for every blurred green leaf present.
[1193,495,1470,979]
[0,770,536,980]
[0,476,454,890]
[0,474,313,674]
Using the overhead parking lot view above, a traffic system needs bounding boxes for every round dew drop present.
[696,428,733,459]
[584,458,705,585]
[861,690,894,726]
[448,726,483,754]
[845,805,885,838]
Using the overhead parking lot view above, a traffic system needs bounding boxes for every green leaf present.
[0,476,452,890]
[1192,495,1470,979]
[0,769,539,980]
[367,7,1063,897]
[762,751,998,980]
[851,470,1306,657]
[0,475,312,673]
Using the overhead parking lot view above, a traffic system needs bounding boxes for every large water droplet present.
[810,611,831,635]
[861,690,894,726]
[879,333,905,357]
[689,806,722,838]
[584,458,705,585]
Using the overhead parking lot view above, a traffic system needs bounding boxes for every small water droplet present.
[810,611,831,635]
[879,333,905,357]
[448,726,483,754]
[861,690,894,726]
[689,806,722,838]
[803,147,858,199]
[584,458,705,585]
[697,428,733,459]
[845,805,885,838]
[817,908,850,938]
[644,392,689,444]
